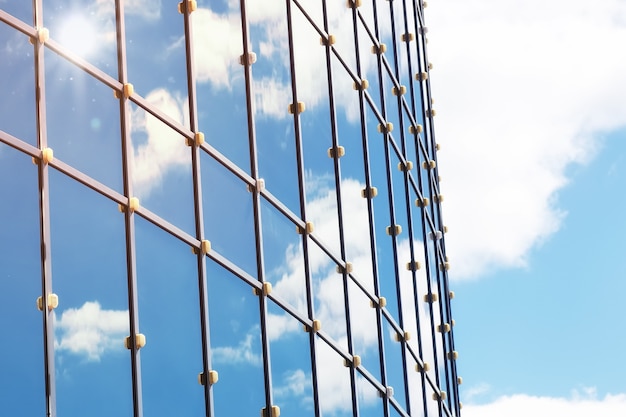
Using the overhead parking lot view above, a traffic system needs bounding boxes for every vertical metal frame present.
[283,2,323,416]
[238,0,277,413]
[319,0,361,415]
[347,4,391,417]
[32,1,56,415]
[113,2,143,416]
[180,4,216,416]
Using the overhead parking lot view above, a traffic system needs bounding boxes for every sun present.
[55,13,102,59]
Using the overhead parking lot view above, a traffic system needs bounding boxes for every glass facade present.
[0,1,460,416]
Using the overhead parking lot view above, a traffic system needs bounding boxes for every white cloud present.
[462,382,492,403]
[273,369,308,399]
[427,0,626,279]
[211,333,262,366]
[249,2,377,122]
[95,0,161,21]
[130,88,189,197]
[55,301,128,361]
[182,3,382,121]
[257,176,447,413]
[266,311,302,342]
[462,390,626,416]
[189,9,243,88]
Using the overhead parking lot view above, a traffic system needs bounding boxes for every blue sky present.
[427,0,626,414]
[1,0,626,416]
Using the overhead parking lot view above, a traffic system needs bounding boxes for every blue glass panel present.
[347,280,381,382]
[49,170,132,417]
[382,319,408,411]
[308,241,349,353]
[206,260,265,417]
[260,198,307,318]
[267,301,315,417]
[1,1,31,24]
[129,99,196,235]
[43,0,119,79]
[194,2,251,172]
[135,216,205,416]
[125,2,185,98]
[0,145,45,415]
[44,49,123,192]
[315,340,355,417]
[358,378,385,417]
[0,26,36,146]
[201,152,257,279]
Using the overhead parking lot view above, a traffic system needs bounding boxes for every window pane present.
[206,260,266,416]
[267,302,315,417]
[0,146,45,415]
[201,152,258,278]
[135,217,205,415]
[129,99,195,235]
[44,49,123,192]
[43,0,119,79]
[194,2,251,172]
[0,26,36,146]
[49,170,132,417]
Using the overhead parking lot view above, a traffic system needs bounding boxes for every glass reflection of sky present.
[0,1,457,417]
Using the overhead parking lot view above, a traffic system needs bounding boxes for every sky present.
[1,0,626,416]
[427,0,626,414]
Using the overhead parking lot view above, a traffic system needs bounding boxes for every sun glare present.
[56,13,101,59]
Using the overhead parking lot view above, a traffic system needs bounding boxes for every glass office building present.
[0,1,460,416]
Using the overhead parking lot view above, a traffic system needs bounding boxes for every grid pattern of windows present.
[0,1,460,416]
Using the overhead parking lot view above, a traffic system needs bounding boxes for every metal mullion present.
[414,11,456,412]
[403,189,430,417]
[355,2,392,416]
[407,171,427,206]
[380,308,406,339]
[50,159,125,205]
[44,39,119,90]
[179,5,215,416]
[402,13,444,409]
[346,271,379,306]
[0,8,33,34]
[236,0,276,413]
[284,2,322,415]
[356,9,380,46]
[0,9,129,97]
[416,23,436,157]
[435,242,460,415]
[421,241,444,417]
[384,0,419,128]
[32,1,56,415]
[355,365,386,395]
[0,129,41,160]
[416,1,425,27]
[290,0,326,38]
[362,91,386,124]
[432,239,459,415]
[410,6,435,166]
[198,142,256,186]
[314,329,351,363]
[389,397,411,417]
[386,132,408,165]
[383,0,416,411]
[330,46,362,85]
[113,2,143,416]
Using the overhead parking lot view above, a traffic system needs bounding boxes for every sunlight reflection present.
[55,12,102,59]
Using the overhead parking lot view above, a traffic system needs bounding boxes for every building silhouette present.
[0,1,460,416]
